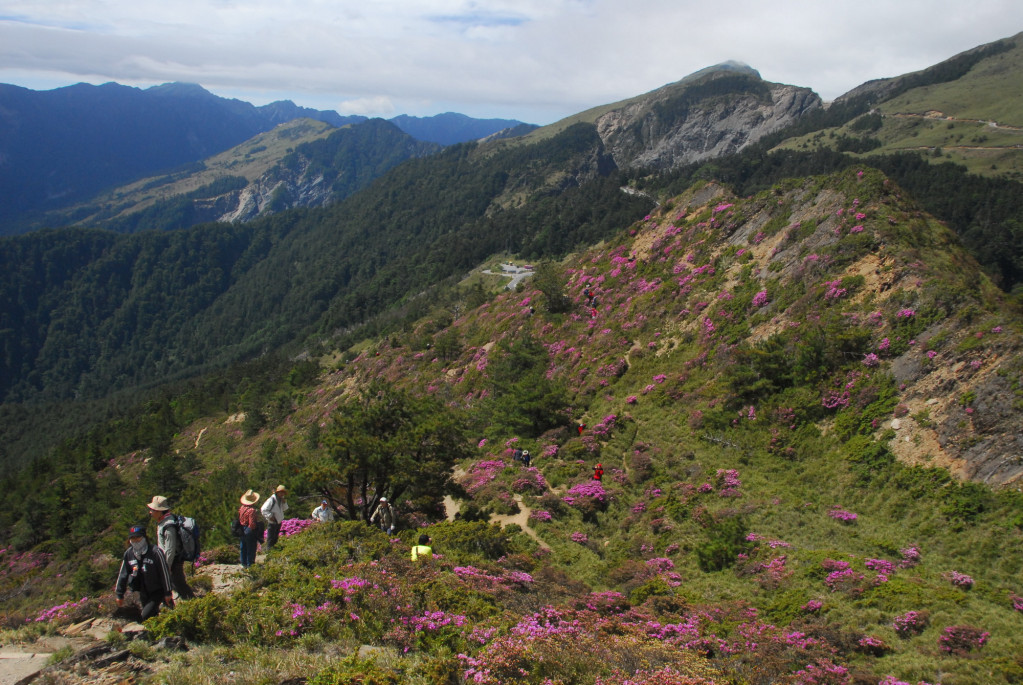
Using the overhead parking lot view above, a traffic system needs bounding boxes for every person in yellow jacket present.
[410,534,433,561]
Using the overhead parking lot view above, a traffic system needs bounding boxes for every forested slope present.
[2,168,1022,685]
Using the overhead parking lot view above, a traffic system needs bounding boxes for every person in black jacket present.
[114,525,174,621]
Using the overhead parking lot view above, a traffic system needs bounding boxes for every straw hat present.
[273,484,288,494]
[146,495,171,512]
[240,489,260,505]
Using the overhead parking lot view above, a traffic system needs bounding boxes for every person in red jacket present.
[238,489,262,568]
[593,463,603,481]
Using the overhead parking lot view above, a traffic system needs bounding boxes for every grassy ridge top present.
[775,34,1023,180]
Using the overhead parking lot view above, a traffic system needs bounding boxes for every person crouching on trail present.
[147,495,194,600]
[261,484,289,552]
[115,525,173,621]
[411,534,433,561]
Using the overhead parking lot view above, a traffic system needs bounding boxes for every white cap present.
[380,497,387,503]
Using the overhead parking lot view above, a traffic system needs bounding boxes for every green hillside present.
[774,33,1023,180]
[2,168,1022,684]
[83,118,338,214]
[0,123,649,413]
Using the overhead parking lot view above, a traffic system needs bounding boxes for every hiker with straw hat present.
[260,485,289,552]
[238,489,261,568]
[147,495,194,599]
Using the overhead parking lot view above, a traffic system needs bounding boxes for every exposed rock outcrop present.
[593,68,822,170]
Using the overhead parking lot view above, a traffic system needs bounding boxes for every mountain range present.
[0,81,529,232]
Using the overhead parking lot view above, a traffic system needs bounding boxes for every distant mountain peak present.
[676,61,763,85]
[146,81,216,98]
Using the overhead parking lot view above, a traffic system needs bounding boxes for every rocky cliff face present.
[594,73,821,170]
[211,158,335,223]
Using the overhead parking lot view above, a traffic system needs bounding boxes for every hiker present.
[147,495,194,600]
[311,499,335,522]
[577,422,586,435]
[410,533,433,562]
[373,497,395,535]
[260,484,289,552]
[512,447,523,462]
[238,489,261,568]
[114,525,173,621]
[593,463,604,481]
[521,449,531,468]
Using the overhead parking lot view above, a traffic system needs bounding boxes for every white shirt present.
[311,504,335,522]
[260,493,289,524]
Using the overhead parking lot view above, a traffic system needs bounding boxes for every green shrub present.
[695,516,749,572]
[845,435,896,485]
[308,655,401,685]
[146,593,231,643]
[941,481,990,523]
[762,588,815,626]
[629,576,674,605]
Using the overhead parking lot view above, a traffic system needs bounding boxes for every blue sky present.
[1,0,1020,125]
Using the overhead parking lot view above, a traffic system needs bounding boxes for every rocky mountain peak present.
[588,65,821,170]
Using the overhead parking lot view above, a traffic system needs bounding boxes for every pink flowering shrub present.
[938,625,989,655]
[857,634,889,656]
[828,507,858,523]
[898,546,921,568]
[892,610,928,637]
[563,481,609,512]
[802,599,823,613]
[790,659,851,685]
[590,413,618,438]
[944,570,974,589]
[30,597,90,623]
[512,467,549,494]
[277,518,315,538]
[864,558,895,583]
[824,567,867,595]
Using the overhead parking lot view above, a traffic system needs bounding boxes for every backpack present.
[231,518,244,538]
[173,514,201,562]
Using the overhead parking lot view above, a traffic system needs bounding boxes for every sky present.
[1,1,1021,126]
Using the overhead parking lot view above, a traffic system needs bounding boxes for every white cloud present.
[1,0,1021,124]
[337,95,397,117]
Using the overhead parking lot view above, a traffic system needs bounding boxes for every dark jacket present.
[115,543,172,599]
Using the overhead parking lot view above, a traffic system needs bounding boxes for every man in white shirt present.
[147,495,194,599]
[260,484,289,551]
[311,500,335,522]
